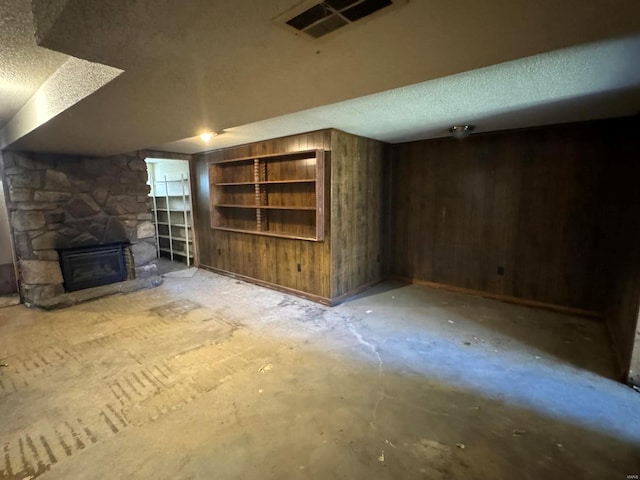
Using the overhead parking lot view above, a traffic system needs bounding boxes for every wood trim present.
[210,226,321,241]
[395,276,604,319]
[188,157,200,266]
[208,149,320,165]
[315,149,325,243]
[197,129,334,157]
[199,264,332,305]
[214,204,316,210]
[139,150,193,161]
[215,179,316,186]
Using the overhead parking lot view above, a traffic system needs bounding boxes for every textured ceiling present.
[159,35,640,153]
[0,0,67,128]
[0,57,123,148]
[1,0,640,156]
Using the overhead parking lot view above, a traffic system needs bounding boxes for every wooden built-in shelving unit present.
[209,149,324,241]
[194,129,386,305]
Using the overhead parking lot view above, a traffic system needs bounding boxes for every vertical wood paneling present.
[390,120,637,313]
[589,118,640,379]
[330,130,387,299]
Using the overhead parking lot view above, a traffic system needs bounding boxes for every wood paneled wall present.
[392,127,602,310]
[391,117,640,379]
[330,130,388,299]
[191,129,387,304]
[590,118,640,381]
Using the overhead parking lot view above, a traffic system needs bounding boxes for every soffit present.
[3,0,640,155]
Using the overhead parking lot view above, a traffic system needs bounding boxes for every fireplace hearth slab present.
[162,267,198,279]
[27,275,163,310]
[0,294,20,309]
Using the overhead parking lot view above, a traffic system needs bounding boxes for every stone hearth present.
[1,151,159,307]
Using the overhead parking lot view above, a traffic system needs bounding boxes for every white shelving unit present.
[147,160,193,266]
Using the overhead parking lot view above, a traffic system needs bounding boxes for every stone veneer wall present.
[1,150,157,306]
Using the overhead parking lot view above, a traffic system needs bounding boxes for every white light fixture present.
[449,125,474,139]
[199,131,217,142]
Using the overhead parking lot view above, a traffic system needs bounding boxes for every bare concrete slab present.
[0,271,638,479]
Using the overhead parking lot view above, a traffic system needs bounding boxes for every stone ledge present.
[0,295,20,309]
[27,275,163,310]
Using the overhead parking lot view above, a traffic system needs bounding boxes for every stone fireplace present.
[1,150,160,307]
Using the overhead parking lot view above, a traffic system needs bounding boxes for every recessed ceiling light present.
[199,131,217,142]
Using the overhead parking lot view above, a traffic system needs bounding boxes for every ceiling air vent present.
[282,0,399,39]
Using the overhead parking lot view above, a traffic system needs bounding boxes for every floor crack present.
[347,319,386,430]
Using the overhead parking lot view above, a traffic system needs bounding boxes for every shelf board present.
[215,179,316,186]
[151,194,191,198]
[215,204,316,211]
[159,247,193,257]
[156,222,192,227]
[158,234,192,242]
[209,149,324,241]
[209,149,320,165]
[154,208,192,212]
[212,226,319,241]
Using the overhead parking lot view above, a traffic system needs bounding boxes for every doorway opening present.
[145,158,194,274]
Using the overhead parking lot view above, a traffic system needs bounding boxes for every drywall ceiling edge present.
[0,57,123,149]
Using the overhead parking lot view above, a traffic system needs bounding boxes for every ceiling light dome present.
[449,125,474,139]
[199,131,217,142]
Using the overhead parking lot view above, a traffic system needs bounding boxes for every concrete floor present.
[1,269,639,479]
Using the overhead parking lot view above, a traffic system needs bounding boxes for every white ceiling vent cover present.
[278,0,406,39]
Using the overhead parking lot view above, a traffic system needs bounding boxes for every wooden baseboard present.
[194,267,601,319]
[198,265,384,307]
[395,276,603,319]
[199,265,333,305]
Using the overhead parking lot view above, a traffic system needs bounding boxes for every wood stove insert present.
[58,242,129,292]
